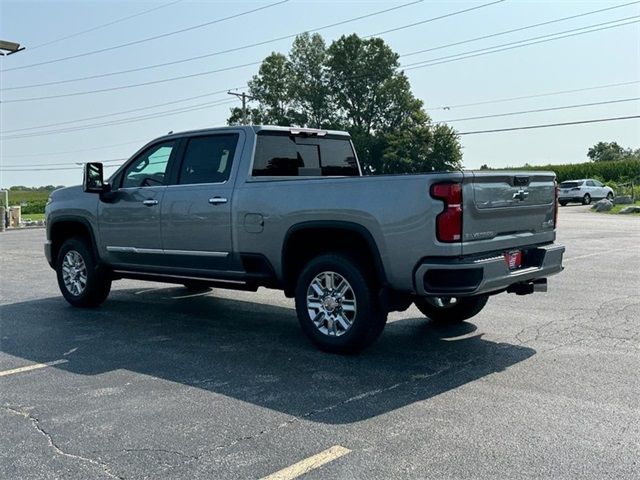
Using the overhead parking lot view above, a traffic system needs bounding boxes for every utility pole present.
[227,91,255,125]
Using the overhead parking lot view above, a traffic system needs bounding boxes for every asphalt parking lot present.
[1,205,638,480]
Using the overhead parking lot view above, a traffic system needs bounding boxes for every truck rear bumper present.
[414,244,565,297]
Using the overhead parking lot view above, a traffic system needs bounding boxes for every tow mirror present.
[83,162,109,193]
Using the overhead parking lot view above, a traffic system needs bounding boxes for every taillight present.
[431,182,462,242]
[554,180,559,227]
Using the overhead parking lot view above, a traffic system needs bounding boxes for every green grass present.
[0,190,51,215]
[21,213,46,221]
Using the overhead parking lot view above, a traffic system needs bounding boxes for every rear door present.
[461,171,556,255]
[160,131,243,272]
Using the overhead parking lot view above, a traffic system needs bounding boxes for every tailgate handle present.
[514,176,529,186]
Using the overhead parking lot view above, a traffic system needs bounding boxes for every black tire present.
[559,200,568,207]
[414,295,488,325]
[582,194,591,205]
[606,192,614,201]
[294,253,387,354]
[182,281,211,292]
[56,237,111,308]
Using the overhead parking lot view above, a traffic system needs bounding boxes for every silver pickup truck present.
[45,125,564,353]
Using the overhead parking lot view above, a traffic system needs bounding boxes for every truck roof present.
[158,125,351,142]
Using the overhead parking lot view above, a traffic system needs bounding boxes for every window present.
[586,180,595,186]
[252,132,359,177]
[122,141,175,188]
[560,181,581,188]
[178,134,238,185]
[593,180,603,187]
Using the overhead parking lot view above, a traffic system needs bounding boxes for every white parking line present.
[0,359,68,378]
[260,445,351,480]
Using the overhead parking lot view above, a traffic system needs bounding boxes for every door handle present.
[208,197,228,205]
[142,199,159,206]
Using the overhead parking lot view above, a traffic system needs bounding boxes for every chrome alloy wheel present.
[61,250,88,296]
[306,271,357,337]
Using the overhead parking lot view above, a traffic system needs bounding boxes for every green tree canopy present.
[228,33,463,174]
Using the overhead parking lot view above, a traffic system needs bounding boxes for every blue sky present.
[1,0,639,187]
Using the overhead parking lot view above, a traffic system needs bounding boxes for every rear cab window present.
[252,131,360,177]
[560,181,582,188]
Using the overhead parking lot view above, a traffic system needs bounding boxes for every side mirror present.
[83,162,109,193]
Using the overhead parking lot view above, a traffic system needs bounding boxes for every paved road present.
[1,205,638,479]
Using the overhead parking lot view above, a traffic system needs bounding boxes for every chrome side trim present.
[106,246,163,254]
[112,270,246,284]
[164,249,229,258]
[106,246,229,257]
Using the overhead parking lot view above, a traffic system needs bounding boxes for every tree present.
[288,33,335,128]
[228,53,295,126]
[228,33,463,174]
[587,141,625,162]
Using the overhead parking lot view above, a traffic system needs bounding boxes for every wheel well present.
[281,225,386,296]
[50,220,95,263]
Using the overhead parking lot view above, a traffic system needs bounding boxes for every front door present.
[98,140,177,268]
[160,133,241,272]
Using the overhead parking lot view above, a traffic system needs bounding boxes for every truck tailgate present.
[461,171,556,255]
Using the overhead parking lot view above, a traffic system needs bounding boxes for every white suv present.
[558,179,614,206]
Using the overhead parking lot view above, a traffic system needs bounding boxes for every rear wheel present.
[414,295,488,325]
[294,253,387,354]
[56,237,111,308]
[582,193,591,205]
[606,192,614,201]
[559,200,568,206]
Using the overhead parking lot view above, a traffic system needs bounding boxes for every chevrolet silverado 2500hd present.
[45,125,565,353]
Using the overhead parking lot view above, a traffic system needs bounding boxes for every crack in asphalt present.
[3,405,125,480]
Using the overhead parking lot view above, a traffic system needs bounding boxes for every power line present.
[4,0,497,92]
[427,80,640,111]
[364,0,505,37]
[3,79,636,159]
[457,115,640,135]
[26,0,183,51]
[401,0,640,59]
[1,140,148,159]
[402,15,640,70]
[3,0,424,76]
[440,97,640,122]
[4,0,289,71]
[3,13,636,105]
[0,62,258,103]
[3,0,634,92]
[1,99,239,140]
[2,19,636,140]
[3,116,639,170]
[1,88,243,134]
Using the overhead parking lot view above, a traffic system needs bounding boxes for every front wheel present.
[294,253,387,354]
[56,237,111,308]
[606,192,614,201]
[413,295,488,325]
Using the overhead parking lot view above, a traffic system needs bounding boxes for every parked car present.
[45,126,565,353]
[558,179,614,206]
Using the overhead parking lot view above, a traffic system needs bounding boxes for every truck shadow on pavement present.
[0,287,535,424]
